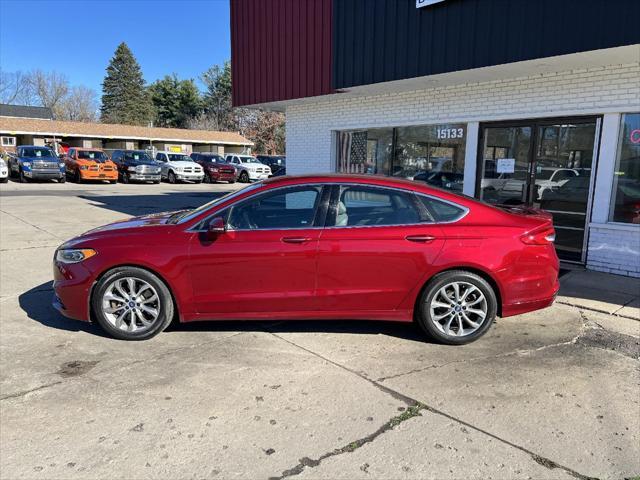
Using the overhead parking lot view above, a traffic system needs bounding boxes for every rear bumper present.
[502,281,559,317]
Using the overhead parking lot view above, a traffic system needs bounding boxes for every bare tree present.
[26,70,69,113]
[57,86,98,122]
[0,70,30,104]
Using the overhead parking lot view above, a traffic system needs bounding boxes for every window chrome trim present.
[186,181,470,233]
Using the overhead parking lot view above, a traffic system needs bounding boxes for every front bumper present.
[53,260,95,322]
[81,170,118,181]
[129,173,161,182]
[249,172,271,181]
[210,171,236,182]
[25,169,64,180]
[174,172,204,181]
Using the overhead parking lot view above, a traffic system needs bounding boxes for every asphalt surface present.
[0,179,638,480]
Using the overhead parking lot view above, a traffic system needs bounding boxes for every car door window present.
[227,186,323,230]
[417,196,467,222]
[331,186,422,227]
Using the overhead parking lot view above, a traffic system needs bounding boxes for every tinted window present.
[227,186,322,230]
[334,186,421,227]
[418,196,466,222]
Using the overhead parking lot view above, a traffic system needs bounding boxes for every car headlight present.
[175,167,184,172]
[129,166,137,172]
[79,165,88,170]
[55,248,97,264]
[22,161,31,167]
[59,162,65,168]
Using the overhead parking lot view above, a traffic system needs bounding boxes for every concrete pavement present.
[0,180,638,479]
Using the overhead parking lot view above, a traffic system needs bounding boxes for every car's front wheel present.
[168,171,177,184]
[91,267,174,340]
[416,270,497,345]
[239,171,249,183]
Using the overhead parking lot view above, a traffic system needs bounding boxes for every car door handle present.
[282,236,312,244]
[405,235,436,243]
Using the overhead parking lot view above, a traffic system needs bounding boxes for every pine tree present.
[149,74,202,128]
[100,42,154,125]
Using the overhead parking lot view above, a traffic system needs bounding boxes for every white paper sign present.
[417,0,446,8]
[496,158,516,174]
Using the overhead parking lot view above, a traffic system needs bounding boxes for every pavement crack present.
[0,208,63,241]
[268,332,597,480]
[0,381,63,400]
[269,403,428,480]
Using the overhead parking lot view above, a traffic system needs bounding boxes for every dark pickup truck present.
[8,146,66,183]
[111,150,162,184]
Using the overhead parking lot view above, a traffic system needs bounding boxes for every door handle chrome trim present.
[282,237,312,244]
[405,235,436,243]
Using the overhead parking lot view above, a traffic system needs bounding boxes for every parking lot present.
[0,180,638,480]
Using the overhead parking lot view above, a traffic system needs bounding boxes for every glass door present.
[478,118,599,263]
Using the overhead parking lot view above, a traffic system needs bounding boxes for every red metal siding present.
[231,0,333,107]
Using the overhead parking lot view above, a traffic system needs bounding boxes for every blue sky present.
[0,0,231,94]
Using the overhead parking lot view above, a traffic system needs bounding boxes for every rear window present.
[418,196,467,222]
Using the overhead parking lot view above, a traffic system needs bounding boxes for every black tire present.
[153,180,160,184]
[74,170,82,183]
[0,177,8,183]
[239,171,249,183]
[416,270,497,345]
[122,172,130,184]
[19,169,28,183]
[91,267,175,341]
[203,172,212,184]
[168,171,177,184]
[59,176,66,183]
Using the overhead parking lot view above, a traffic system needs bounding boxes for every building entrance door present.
[477,117,600,263]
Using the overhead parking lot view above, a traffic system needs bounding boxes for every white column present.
[462,122,479,196]
[590,113,621,224]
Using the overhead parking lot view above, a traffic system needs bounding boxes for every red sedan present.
[53,175,559,344]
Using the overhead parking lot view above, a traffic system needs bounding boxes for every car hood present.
[78,210,185,237]
[167,161,200,168]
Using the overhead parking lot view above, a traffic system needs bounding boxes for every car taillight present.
[521,225,556,245]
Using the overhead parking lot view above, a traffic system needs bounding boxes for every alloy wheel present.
[101,277,160,333]
[429,281,487,337]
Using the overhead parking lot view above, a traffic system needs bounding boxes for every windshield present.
[21,147,55,158]
[239,156,261,164]
[173,183,262,224]
[124,151,152,162]
[203,155,224,163]
[168,154,193,162]
[535,170,554,180]
[78,150,107,161]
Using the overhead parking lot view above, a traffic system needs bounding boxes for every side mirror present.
[207,216,226,237]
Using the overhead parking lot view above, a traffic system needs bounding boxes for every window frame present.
[1,136,16,147]
[608,112,640,225]
[189,184,332,232]
[325,183,469,229]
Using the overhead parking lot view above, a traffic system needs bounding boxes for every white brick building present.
[231,0,640,277]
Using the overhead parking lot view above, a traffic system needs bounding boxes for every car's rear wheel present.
[416,270,497,345]
[239,171,249,183]
[92,267,174,340]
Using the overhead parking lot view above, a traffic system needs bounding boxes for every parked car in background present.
[63,148,118,184]
[224,154,271,183]
[190,152,236,184]
[256,155,286,176]
[0,153,8,183]
[414,171,464,192]
[535,167,579,199]
[7,146,65,183]
[53,174,559,344]
[111,150,161,184]
[155,151,204,184]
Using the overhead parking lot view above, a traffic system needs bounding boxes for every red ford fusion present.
[53,174,559,344]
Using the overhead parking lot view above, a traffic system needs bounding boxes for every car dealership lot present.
[0,181,638,479]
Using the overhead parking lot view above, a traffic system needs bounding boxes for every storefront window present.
[336,128,393,174]
[336,123,466,192]
[610,113,640,224]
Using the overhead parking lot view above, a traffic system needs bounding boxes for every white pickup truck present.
[224,154,271,183]
[155,151,204,184]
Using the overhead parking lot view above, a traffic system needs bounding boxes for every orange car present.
[64,148,118,183]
